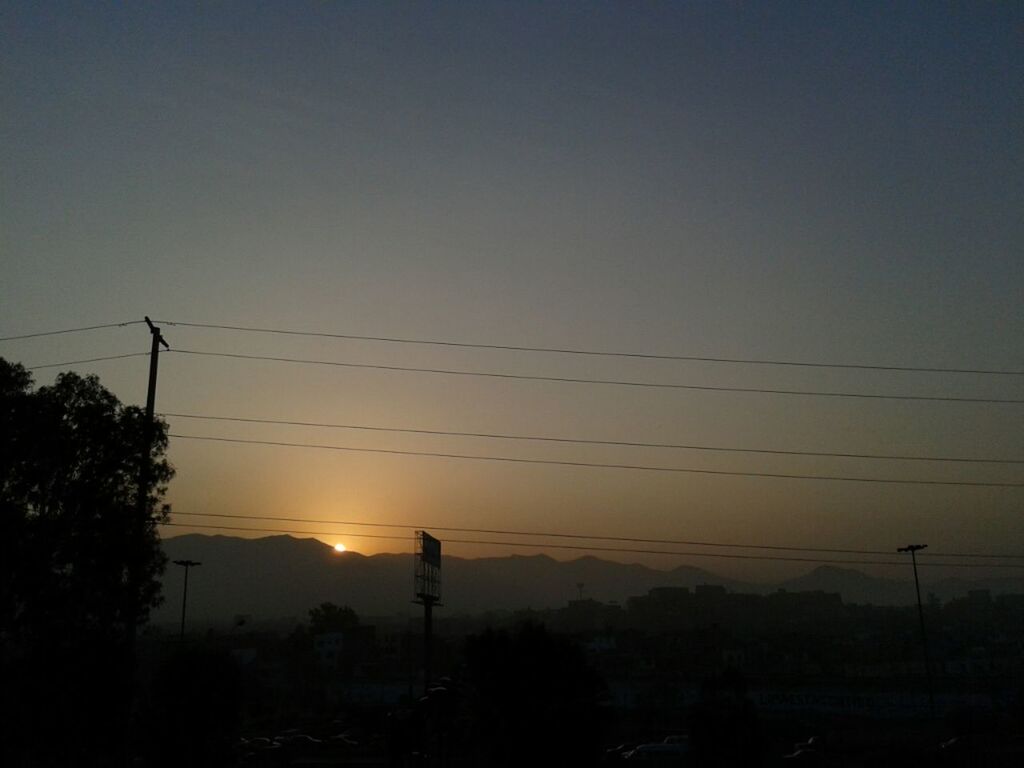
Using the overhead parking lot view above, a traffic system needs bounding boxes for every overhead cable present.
[0,320,143,343]
[167,433,1024,487]
[168,511,1024,559]
[26,352,150,371]
[169,350,1024,404]
[159,522,1024,568]
[162,412,1024,464]
[155,320,1024,376]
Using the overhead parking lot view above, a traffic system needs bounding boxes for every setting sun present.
[333,543,346,553]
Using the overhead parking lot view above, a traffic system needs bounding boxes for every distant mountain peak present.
[505,553,557,562]
[155,534,1019,624]
[806,564,863,576]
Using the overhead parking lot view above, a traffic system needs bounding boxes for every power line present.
[169,350,1024,405]
[168,511,1024,560]
[162,412,1024,465]
[26,352,150,371]
[0,320,144,343]
[163,521,411,542]
[155,320,1024,376]
[167,433,1024,487]
[159,522,1024,569]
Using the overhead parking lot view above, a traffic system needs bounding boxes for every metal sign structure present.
[414,530,442,603]
[413,531,441,690]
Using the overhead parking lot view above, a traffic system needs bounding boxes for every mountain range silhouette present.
[155,534,1024,626]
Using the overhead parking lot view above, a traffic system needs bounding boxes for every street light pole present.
[173,559,201,642]
[898,544,935,718]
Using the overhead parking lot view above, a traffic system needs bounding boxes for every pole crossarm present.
[145,316,170,350]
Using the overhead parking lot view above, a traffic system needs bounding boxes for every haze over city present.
[3,2,1021,582]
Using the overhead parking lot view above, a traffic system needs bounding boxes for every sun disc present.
[334,543,346,553]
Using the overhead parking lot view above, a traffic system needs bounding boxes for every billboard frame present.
[414,530,441,604]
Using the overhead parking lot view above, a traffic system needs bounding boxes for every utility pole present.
[136,317,169,523]
[173,560,202,641]
[898,544,935,718]
[127,319,169,632]
[129,317,169,634]
[121,318,169,767]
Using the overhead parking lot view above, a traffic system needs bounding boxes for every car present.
[604,742,638,762]
[781,748,824,762]
[623,742,691,762]
[275,733,324,752]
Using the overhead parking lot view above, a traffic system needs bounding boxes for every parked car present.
[623,742,691,762]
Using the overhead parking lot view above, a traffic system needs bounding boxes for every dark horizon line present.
[160,528,1024,571]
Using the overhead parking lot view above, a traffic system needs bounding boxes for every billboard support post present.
[414,531,442,691]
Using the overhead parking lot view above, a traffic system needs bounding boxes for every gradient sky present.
[2,2,1021,582]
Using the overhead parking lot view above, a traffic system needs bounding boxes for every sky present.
[2,2,1021,582]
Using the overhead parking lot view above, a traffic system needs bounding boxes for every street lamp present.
[172,559,201,641]
[897,544,934,717]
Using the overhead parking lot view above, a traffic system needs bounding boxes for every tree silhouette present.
[138,647,243,768]
[459,622,610,766]
[0,357,173,764]
[309,601,360,633]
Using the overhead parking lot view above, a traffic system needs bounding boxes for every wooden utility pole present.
[122,318,169,766]
[136,317,169,523]
[128,317,168,639]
